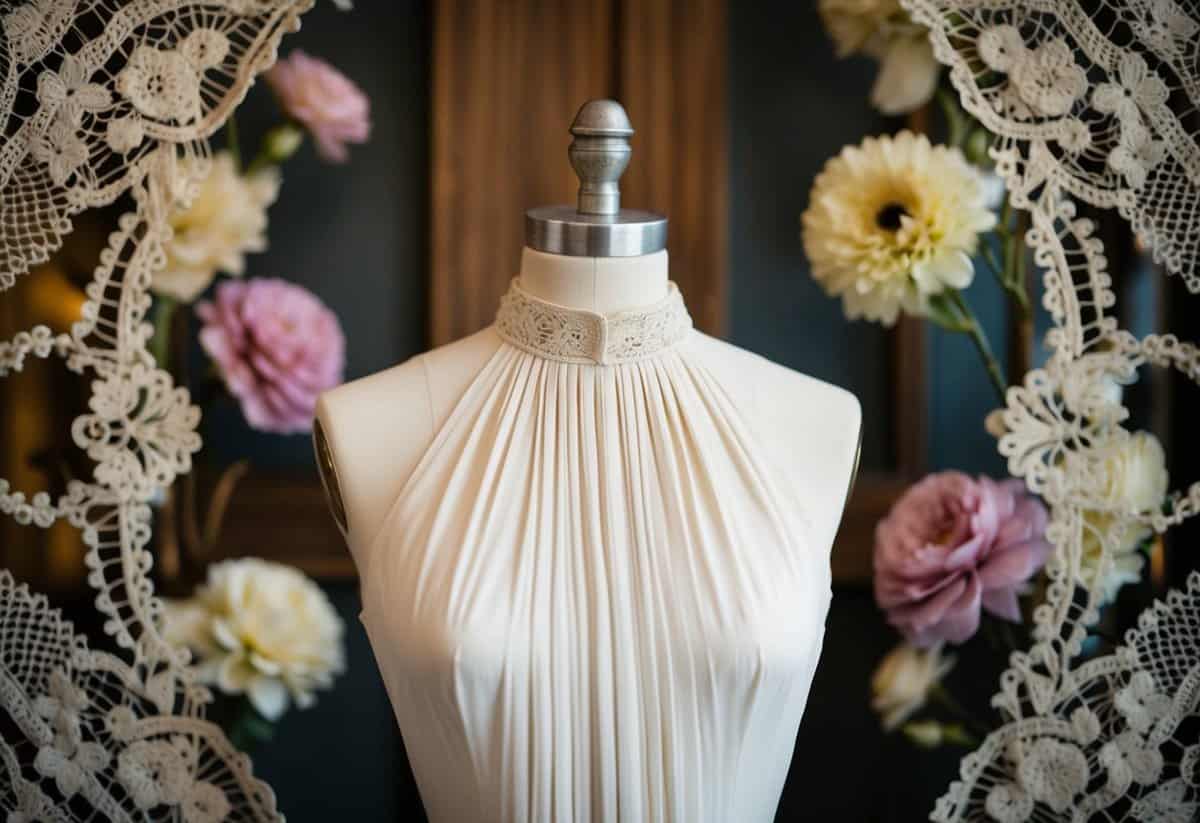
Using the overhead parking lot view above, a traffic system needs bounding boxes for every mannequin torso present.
[314,245,863,822]
[315,248,862,573]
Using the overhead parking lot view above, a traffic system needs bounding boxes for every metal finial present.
[569,100,633,216]
[524,99,667,258]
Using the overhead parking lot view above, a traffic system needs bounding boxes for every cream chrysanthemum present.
[154,151,280,302]
[163,558,345,720]
[802,131,997,326]
[1079,431,1169,603]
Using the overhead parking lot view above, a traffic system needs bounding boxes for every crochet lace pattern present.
[494,279,693,365]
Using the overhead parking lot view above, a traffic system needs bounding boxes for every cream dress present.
[359,280,832,822]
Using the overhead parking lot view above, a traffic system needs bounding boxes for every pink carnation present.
[874,472,1050,647]
[197,279,344,434]
[266,50,370,163]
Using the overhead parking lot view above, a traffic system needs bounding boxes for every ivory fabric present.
[359,281,832,822]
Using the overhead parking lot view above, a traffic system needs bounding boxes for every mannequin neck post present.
[519,247,669,314]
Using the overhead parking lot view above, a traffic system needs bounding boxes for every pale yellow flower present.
[153,151,280,302]
[803,131,997,325]
[871,641,955,731]
[818,0,940,114]
[163,558,345,720]
[1080,431,1168,602]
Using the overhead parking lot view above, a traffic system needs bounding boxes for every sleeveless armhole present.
[355,353,434,621]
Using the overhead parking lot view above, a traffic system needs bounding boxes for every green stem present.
[941,723,980,748]
[998,197,1013,238]
[936,86,969,149]
[226,113,242,171]
[948,290,1008,403]
[225,696,276,753]
[149,296,177,368]
[980,245,1005,282]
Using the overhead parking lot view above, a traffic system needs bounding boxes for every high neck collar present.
[494,278,693,365]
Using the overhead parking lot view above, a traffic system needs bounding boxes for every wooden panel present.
[617,0,726,335]
[831,474,914,584]
[218,472,356,579]
[891,314,928,477]
[429,0,615,345]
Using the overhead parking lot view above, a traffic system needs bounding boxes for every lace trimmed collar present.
[494,278,693,365]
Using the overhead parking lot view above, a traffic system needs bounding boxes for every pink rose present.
[874,472,1050,647]
[266,50,370,163]
[197,279,345,434]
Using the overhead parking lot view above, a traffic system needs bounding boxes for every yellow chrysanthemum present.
[802,131,997,326]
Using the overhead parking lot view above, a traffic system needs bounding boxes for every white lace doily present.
[0,1,312,819]
[898,1,1200,820]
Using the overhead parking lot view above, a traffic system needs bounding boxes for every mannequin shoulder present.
[686,331,862,549]
[314,327,502,554]
[686,331,862,431]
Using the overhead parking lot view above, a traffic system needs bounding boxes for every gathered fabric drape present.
[359,282,831,822]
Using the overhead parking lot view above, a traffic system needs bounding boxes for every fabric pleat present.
[360,336,831,823]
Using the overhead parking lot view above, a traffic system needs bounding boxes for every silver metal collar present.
[524,100,667,258]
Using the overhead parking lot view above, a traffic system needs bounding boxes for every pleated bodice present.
[359,281,832,823]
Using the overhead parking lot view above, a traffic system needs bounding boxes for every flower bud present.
[264,124,304,164]
[964,128,992,166]
[902,720,944,748]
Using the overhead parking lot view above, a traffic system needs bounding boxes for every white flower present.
[1132,779,1199,823]
[118,45,199,123]
[979,27,1086,117]
[163,558,345,721]
[154,152,279,302]
[870,641,954,730]
[29,116,88,186]
[802,131,997,325]
[117,739,191,809]
[869,32,940,116]
[818,0,939,115]
[1016,738,1090,813]
[2,0,59,63]
[114,735,230,822]
[1079,431,1168,602]
[984,781,1034,823]
[1099,729,1164,791]
[1108,126,1166,190]
[1094,54,1170,125]
[1070,706,1101,744]
[1014,39,1086,117]
[36,55,111,125]
[1135,0,1200,59]
[1098,431,1169,514]
[182,780,232,823]
[106,115,146,154]
[1094,55,1170,190]
[31,669,110,798]
[1114,671,1171,735]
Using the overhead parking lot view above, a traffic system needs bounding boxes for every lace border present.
[494,279,693,365]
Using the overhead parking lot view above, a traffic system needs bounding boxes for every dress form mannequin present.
[314,101,861,822]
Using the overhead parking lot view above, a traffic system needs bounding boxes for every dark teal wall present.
[198,0,429,469]
[727,1,1016,481]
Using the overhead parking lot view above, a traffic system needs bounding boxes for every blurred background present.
[3,1,1196,820]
